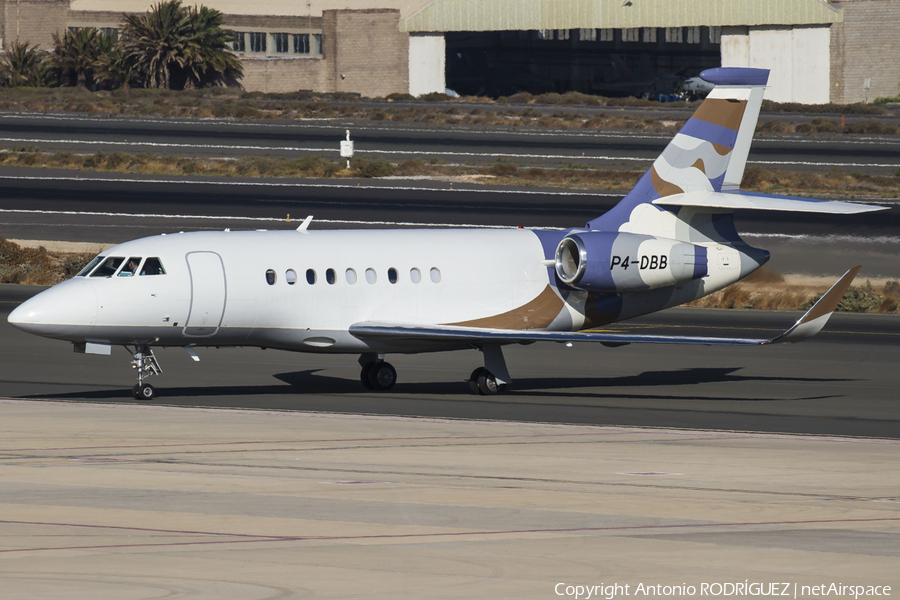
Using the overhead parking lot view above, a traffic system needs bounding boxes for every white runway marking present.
[2,132,899,168]
[0,207,559,230]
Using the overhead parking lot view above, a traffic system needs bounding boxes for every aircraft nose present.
[8,279,98,339]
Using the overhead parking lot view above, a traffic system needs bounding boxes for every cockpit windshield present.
[90,257,124,278]
[140,257,166,275]
[118,257,142,277]
[76,255,105,277]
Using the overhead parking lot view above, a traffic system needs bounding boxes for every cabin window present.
[345,268,357,284]
[118,257,142,277]
[430,267,441,283]
[306,269,317,284]
[285,269,297,285]
[266,269,276,285]
[388,268,398,284]
[410,267,421,283]
[326,268,336,284]
[77,255,105,277]
[365,268,377,284]
[140,257,166,276]
[91,256,124,277]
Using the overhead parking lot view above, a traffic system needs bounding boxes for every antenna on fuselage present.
[296,215,314,232]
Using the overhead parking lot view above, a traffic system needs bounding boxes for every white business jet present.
[9,68,884,400]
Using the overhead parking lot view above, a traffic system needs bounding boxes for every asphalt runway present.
[2,112,899,173]
[1,168,897,278]
[4,284,899,438]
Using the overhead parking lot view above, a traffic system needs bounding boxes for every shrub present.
[351,157,395,178]
[799,286,881,312]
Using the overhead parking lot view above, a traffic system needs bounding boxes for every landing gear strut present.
[359,353,397,391]
[130,344,162,400]
[468,344,511,395]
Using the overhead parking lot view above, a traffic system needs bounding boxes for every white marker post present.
[340,130,354,169]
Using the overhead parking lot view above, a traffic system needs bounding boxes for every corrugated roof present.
[69,0,434,19]
[400,0,842,32]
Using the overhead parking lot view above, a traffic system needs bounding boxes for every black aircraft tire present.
[468,367,486,395]
[135,384,155,401]
[360,362,376,390]
[367,362,397,391]
[477,372,507,395]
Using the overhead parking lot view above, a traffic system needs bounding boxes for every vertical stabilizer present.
[588,67,769,232]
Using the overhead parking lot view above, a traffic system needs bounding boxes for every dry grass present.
[687,270,900,313]
[3,147,900,197]
[0,238,93,285]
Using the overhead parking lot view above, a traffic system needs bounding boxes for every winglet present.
[766,265,861,344]
[296,215,313,232]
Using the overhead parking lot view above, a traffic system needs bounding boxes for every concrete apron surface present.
[0,399,897,599]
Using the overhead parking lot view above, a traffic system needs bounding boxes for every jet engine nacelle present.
[554,232,708,292]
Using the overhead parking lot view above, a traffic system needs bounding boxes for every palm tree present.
[0,41,54,87]
[52,28,105,88]
[181,5,242,88]
[121,0,241,90]
[93,34,137,90]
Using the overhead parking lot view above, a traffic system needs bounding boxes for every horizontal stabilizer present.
[653,191,885,214]
[351,267,861,348]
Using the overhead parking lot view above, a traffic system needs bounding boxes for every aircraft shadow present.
[22,367,850,404]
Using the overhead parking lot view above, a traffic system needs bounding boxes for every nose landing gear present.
[130,345,162,400]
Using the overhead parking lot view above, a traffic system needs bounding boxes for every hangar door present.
[184,251,227,337]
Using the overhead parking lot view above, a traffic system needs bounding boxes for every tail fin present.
[588,67,769,232]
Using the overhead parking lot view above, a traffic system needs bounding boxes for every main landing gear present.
[467,344,511,395]
[357,344,513,395]
[130,344,162,400]
[359,354,397,391]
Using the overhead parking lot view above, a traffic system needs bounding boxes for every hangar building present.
[1,0,897,103]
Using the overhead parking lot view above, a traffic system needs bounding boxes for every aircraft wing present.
[350,266,860,348]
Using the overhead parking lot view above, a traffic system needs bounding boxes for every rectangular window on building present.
[623,28,640,42]
[599,28,614,42]
[271,32,289,53]
[665,27,683,43]
[643,28,657,43]
[229,32,246,52]
[312,33,322,55]
[579,28,597,42]
[100,28,119,41]
[248,31,266,53]
[686,26,701,44]
[556,29,570,40]
[708,26,721,44]
[293,33,309,54]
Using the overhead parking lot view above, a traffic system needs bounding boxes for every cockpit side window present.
[77,255,105,277]
[118,257,142,277]
[140,257,166,276]
[90,256,125,277]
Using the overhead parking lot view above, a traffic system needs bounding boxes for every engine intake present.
[554,232,708,293]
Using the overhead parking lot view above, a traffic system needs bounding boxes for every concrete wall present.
[408,33,445,96]
[0,0,67,49]
[241,58,329,94]
[721,24,830,104]
[830,0,900,103]
[325,9,409,97]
